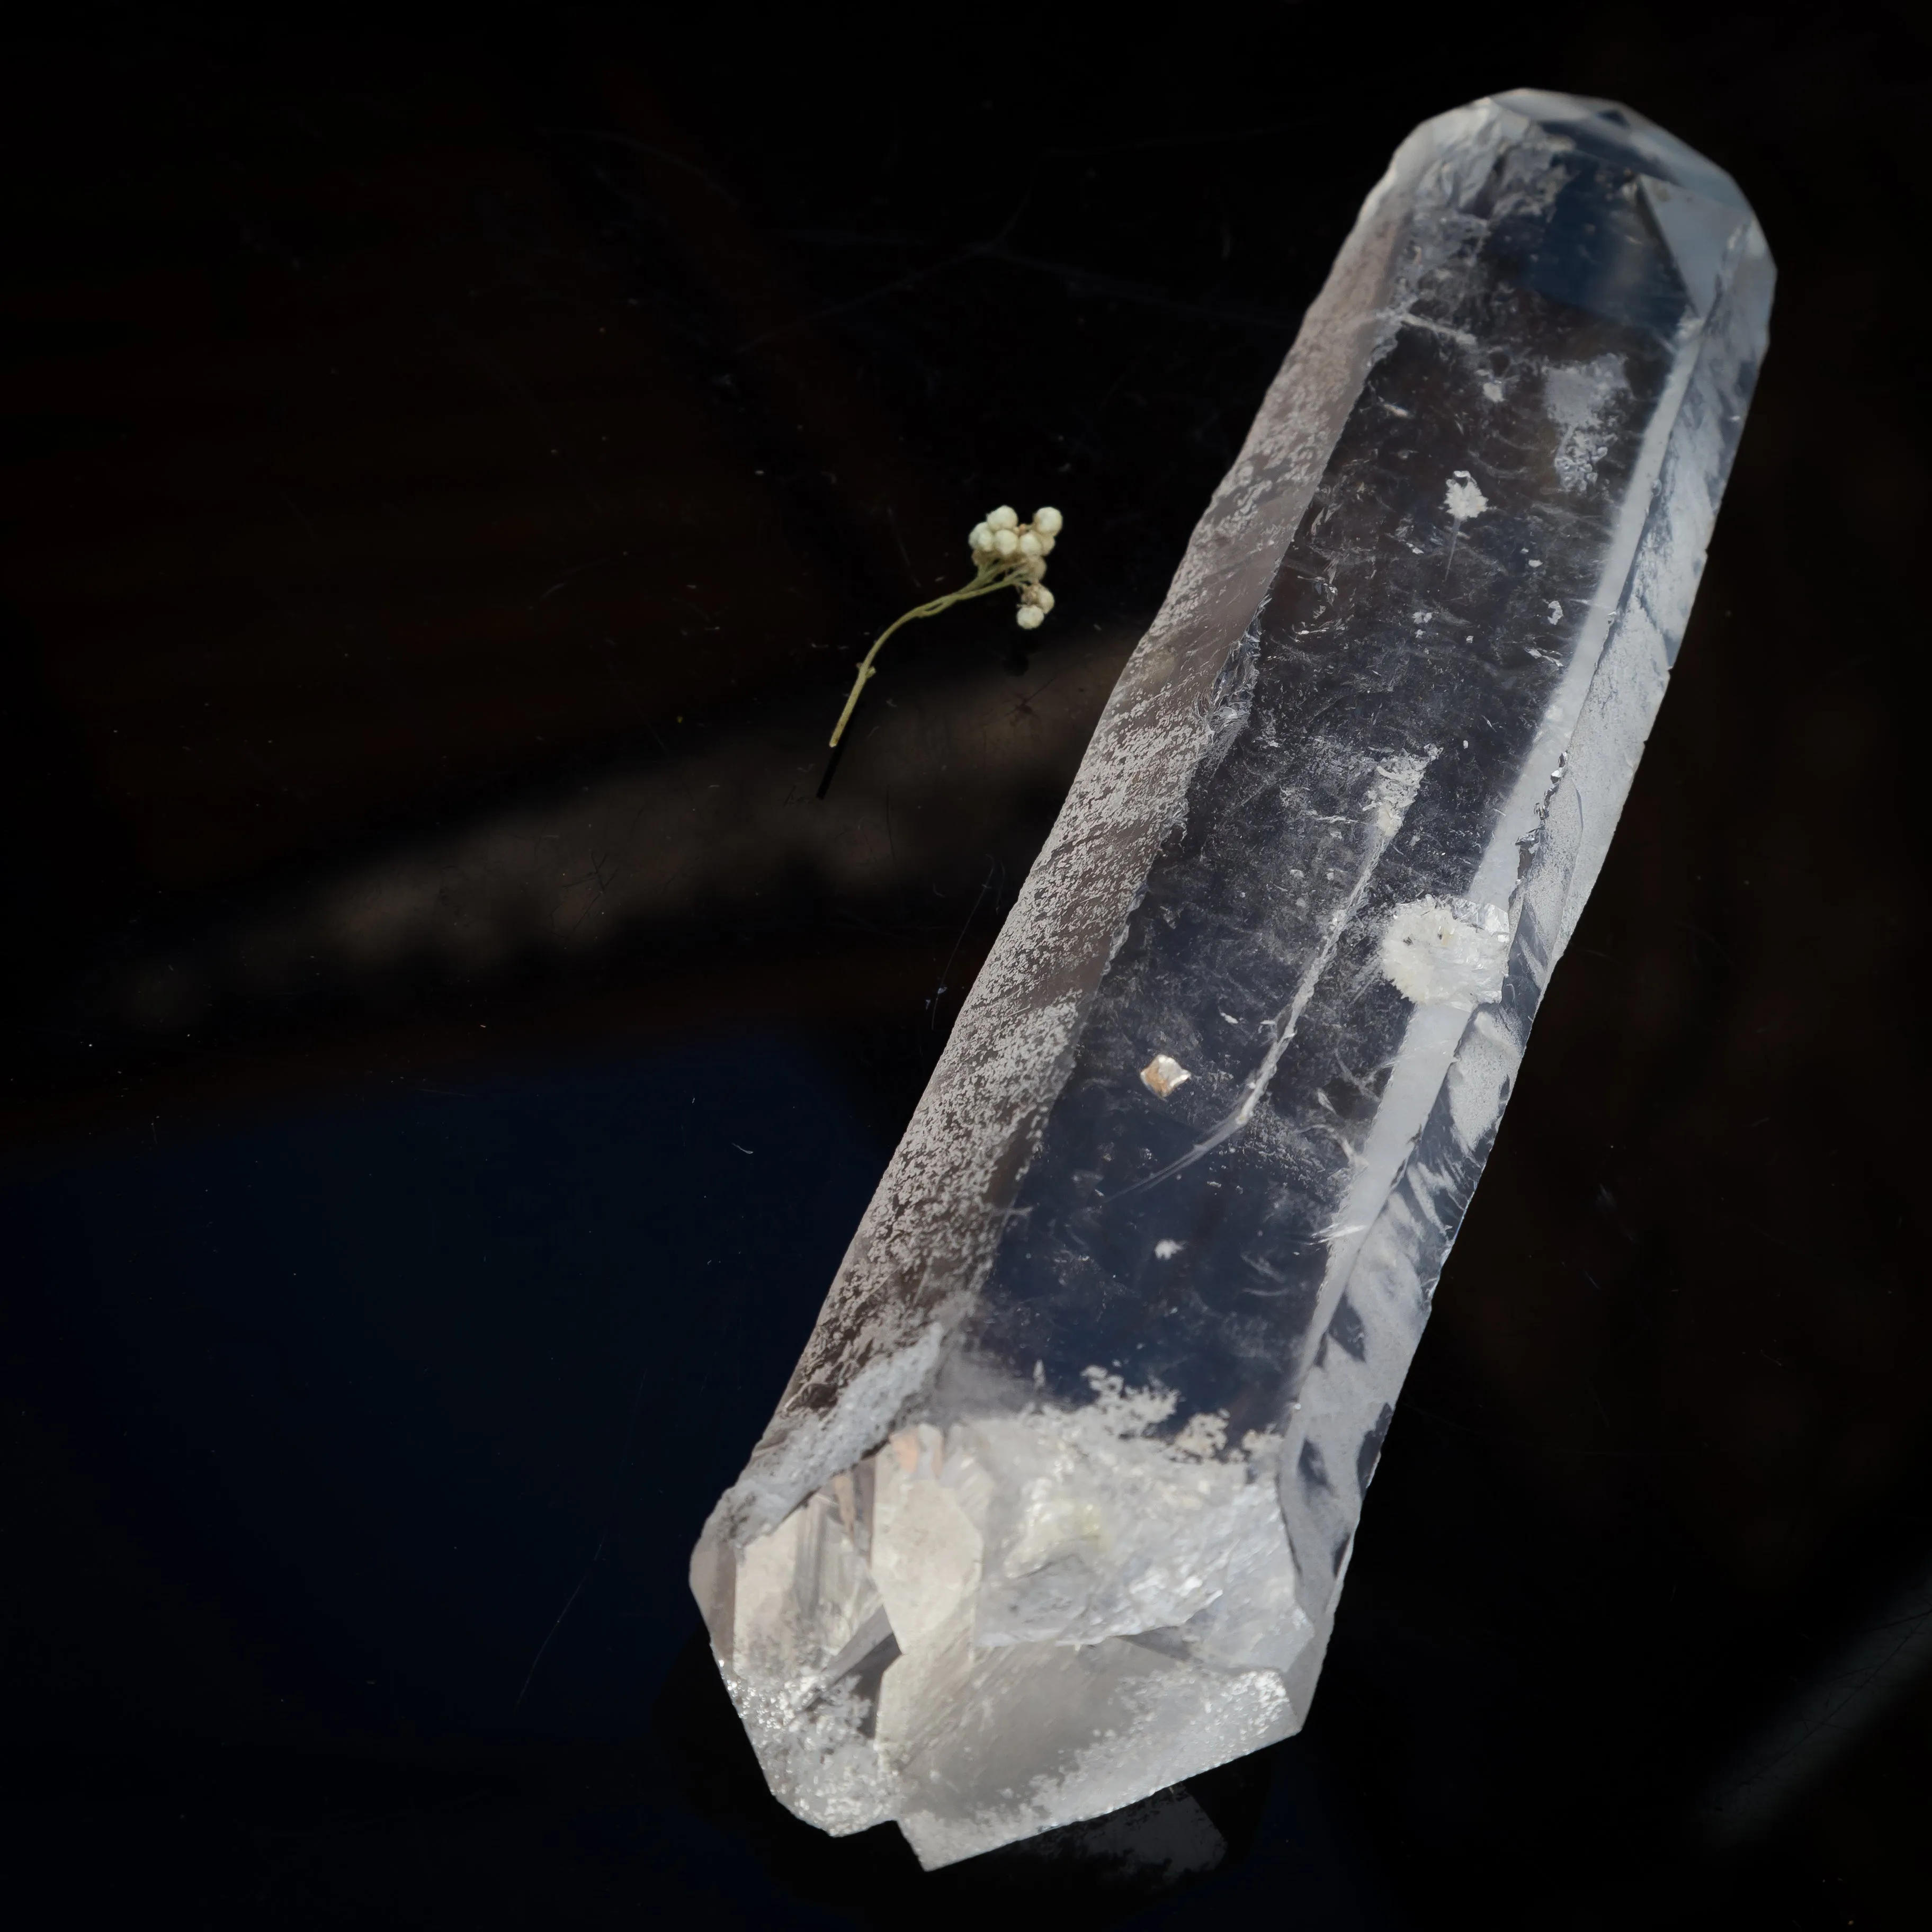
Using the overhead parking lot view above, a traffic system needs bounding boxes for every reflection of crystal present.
[994,1785,1229,1893]
[693,91,1773,1868]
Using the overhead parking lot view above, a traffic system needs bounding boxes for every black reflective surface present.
[4,8,1930,1927]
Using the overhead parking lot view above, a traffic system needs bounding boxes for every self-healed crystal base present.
[693,90,1772,1868]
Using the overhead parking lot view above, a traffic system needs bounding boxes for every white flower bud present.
[969,522,994,552]
[994,527,1018,557]
[1037,532,1055,554]
[1033,505,1063,536]
[1034,585,1055,613]
[1018,531,1043,558]
[1016,603,1045,630]
[988,505,1019,531]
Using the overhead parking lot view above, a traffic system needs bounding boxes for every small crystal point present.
[694,90,1772,1868]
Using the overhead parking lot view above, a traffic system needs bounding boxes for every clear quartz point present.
[692,90,1772,1868]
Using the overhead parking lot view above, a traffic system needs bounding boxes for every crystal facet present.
[693,91,1772,1868]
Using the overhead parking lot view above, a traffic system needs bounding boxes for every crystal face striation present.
[692,91,1773,1868]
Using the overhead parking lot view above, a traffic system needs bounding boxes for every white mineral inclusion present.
[1140,1052,1193,1097]
[1380,896,1511,1010]
[1443,471,1489,521]
[1543,353,1629,493]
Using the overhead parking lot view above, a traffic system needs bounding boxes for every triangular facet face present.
[1641,174,1751,319]
[1495,88,1759,323]
[1495,87,1750,205]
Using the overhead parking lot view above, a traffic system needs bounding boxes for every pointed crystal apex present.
[1488,88,1768,323]
[1492,88,1751,205]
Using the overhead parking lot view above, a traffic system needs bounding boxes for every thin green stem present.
[828,562,1028,747]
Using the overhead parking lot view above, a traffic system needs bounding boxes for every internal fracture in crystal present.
[692,90,1773,1868]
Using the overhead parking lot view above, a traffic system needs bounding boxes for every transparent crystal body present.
[692,91,1773,1868]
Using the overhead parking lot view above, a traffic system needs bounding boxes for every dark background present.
[3,4,1927,1926]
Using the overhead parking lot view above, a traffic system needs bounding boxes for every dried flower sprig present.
[828,504,1064,748]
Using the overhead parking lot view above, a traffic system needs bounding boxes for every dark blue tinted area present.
[3,1034,883,1746]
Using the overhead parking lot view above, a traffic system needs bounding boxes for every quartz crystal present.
[692,91,1772,1868]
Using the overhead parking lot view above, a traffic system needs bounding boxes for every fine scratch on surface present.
[744,228,1299,352]
[513,1540,602,1715]
[516,1335,661,1715]
[931,861,1000,1029]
